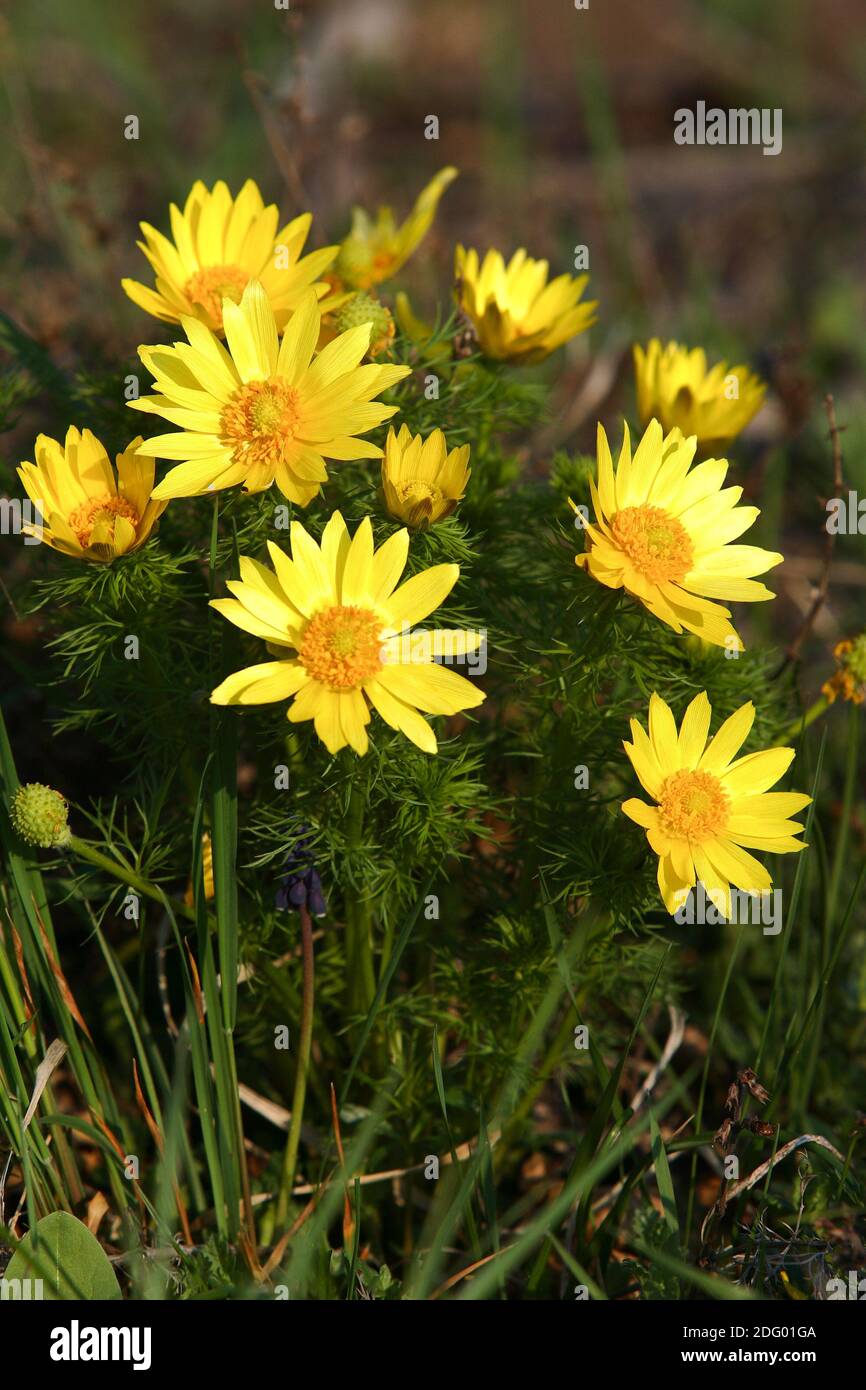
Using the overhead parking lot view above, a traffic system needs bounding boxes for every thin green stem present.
[836,1132,859,1202]
[67,836,195,922]
[345,768,375,1019]
[277,902,315,1224]
[825,701,858,929]
[783,695,829,743]
[685,924,744,1241]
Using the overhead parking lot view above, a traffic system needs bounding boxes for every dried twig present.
[724,1134,844,1203]
[0,1039,67,1226]
[430,1248,507,1300]
[630,1006,686,1118]
[534,347,624,453]
[21,1038,68,1131]
[240,61,309,208]
[699,1067,774,1258]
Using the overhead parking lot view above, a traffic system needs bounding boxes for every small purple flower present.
[275,832,327,917]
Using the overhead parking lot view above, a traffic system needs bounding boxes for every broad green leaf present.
[5,1211,122,1300]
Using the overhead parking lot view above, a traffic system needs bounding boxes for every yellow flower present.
[454,245,597,363]
[622,691,810,918]
[17,427,167,563]
[822,634,866,705]
[382,424,470,529]
[336,167,458,290]
[634,339,766,451]
[210,510,485,756]
[132,280,410,504]
[121,178,338,333]
[573,419,783,650]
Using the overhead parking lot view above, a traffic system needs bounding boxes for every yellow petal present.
[365,678,437,753]
[677,691,712,769]
[376,662,483,715]
[115,441,153,515]
[691,845,732,920]
[657,852,690,916]
[240,279,279,377]
[623,722,664,799]
[621,798,658,829]
[648,692,679,767]
[209,597,295,647]
[266,540,318,617]
[728,791,811,819]
[703,836,772,895]
[336,688,370,756]
[380,628,483,663]
[669,838,695,886]
[211,661,306,705]
[301,324,371,394]
[340,516,374,606]
[385,563,458,628]
[312,688,348,754]
[137,431,225,460]
[223,297,266,383]
[150,454,235,498]
[276,289,320,383]
[721,747,795,798]
[369,528,409,604]
[699,701,755,774]
[224,579,296,635]
[290,519,336,606]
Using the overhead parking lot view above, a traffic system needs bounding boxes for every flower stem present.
[345,768,376,1019]
[277,901,315,1223]
[783,695,829,743]
[67,835,196,922]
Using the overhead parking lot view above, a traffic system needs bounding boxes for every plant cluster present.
[0,166,862,1302]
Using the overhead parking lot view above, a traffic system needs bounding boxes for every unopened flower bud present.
[333,293,395,357]
[10,782,71,848]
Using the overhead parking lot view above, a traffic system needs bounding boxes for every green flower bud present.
[9,783,71,848]
[333,293,395,357]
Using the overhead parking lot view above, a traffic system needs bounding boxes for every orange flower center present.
[185,264,250,327]
[611,505,694,585]
[67,494,139,547]
[220,379,302,468]
[658,768,729,841]
[299,605,384,689]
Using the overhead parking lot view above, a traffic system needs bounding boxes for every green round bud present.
[333,293,395,357]
[9,783,71,848]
